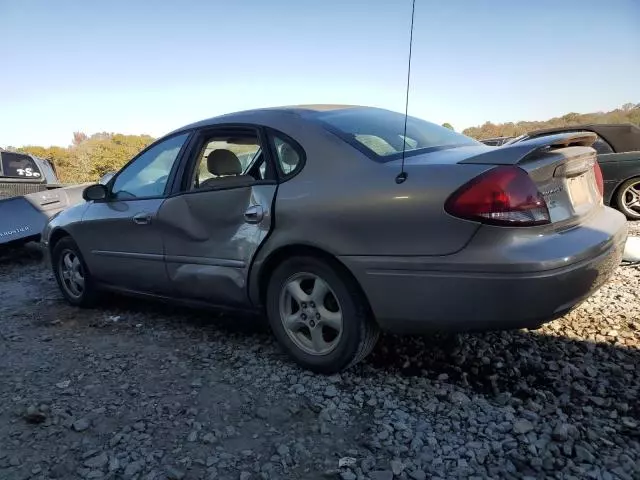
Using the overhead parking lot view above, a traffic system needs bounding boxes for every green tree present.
[442,122,454,130]
[463,103,640,139]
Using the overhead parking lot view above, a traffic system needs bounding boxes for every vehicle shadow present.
[0,242,43,266]
[365,328,640,420]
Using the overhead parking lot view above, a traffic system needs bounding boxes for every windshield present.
[312,107,480,161]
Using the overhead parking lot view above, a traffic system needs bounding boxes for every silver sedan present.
[42,105,628,373]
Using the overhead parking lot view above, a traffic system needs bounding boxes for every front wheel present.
[266,256,379,373]
[52,236,100,307]
[615,177,640,220]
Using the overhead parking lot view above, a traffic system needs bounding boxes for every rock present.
[256,407,269,419]
[552,424,569,442]
[513,419,534,435]
[84,452,108,469]
[23,406,47,424]
[390,459,404,475]
[187,431,198,442]
[325,385,338,397]
[449,391,471,405]
[575,445,596,464]
[409,469,427,480]
[239,472,251,480]
[340,471,357,480]
[108,457,119,472]
[72,418,91,432]
[124,460,145,478]
[338,457,357,468]
[165,466,185,479]
[202,433,217,444]
[369,471,394,480]
[277,445,290,456]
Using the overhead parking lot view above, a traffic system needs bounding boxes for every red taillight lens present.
[593,161,604,197]
[445,166,550,226]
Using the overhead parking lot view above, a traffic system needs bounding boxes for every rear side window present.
[312,108,479,161]
[592,136,614,154]
[273,135,302,176]
[0,152,43,179]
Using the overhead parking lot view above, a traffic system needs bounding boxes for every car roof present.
[166,104,373,137]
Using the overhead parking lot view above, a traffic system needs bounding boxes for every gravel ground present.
[1,222,639,480]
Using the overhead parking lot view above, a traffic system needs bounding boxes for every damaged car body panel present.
[159,184,276,306]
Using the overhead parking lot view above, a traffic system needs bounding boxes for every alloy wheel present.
[58,249,85,299]
[279,272,343,356]
[622,180,640,215]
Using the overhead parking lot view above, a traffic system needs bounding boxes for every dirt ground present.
[0,222,639,480]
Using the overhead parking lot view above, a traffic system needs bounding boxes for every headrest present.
[207,149,242,176]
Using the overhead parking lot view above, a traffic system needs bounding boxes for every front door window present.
[111,133,190,200]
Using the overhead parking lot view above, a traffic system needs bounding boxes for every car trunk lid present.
[458,132,603,224]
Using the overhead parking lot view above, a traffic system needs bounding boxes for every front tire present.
[266,255,379,373]
[615,177,640,220]
[52,236,100,307]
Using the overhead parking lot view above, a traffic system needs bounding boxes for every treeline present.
[462,102,640,140]
[10,132,155,184]
[5,102,639,184]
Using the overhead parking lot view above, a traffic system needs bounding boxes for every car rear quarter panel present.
[248,122,495,303]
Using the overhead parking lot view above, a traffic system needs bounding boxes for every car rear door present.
[74,132,191,294]
[158,126,281,307]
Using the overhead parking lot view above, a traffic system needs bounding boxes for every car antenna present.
[396,0,416,185]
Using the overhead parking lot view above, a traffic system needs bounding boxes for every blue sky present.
[1,0,638,147]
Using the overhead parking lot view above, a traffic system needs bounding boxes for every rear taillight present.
[445,166,550,226]
[593,161,604,197]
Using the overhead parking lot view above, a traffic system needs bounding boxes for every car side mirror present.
[83,183,108,202]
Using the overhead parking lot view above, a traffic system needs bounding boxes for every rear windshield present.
[312,108,480,161]
[0,152,43,179]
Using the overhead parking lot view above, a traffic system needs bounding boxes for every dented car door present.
[158,126,277,306]
[158,185,275,306]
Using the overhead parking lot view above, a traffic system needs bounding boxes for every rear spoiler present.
[461,132,597,165]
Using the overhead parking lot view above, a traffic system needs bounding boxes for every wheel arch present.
[251,243,374,319]
[48,227,71,253]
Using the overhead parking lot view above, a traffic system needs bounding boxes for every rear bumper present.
[341,207,628,334]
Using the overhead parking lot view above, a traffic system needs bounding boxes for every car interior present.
[192,135,265,190]
[191,133,301,190]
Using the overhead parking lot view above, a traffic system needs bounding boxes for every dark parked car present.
[504,124,640,219]
[480,136,514,147]
[42,105,627,372]
[0,150,88,247]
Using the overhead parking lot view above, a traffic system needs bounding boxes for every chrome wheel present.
[621,180,640,215]
[58,249,85,299]
[279,272,343,356]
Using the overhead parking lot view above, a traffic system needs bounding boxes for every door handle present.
[244,205,264,223]
[133,213,152,225]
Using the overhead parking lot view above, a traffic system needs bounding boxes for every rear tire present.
[52,236,100,307]
[266,255,379,373]
[615,177,640,220]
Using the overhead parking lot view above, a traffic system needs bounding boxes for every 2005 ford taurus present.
[42,105,629,372]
